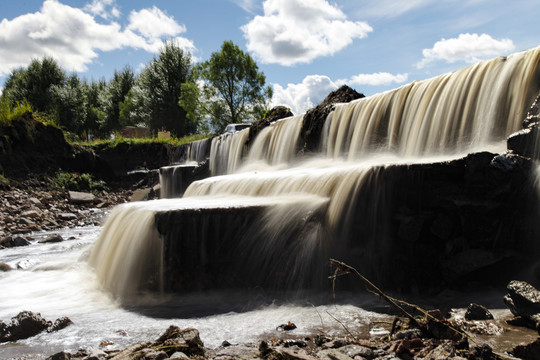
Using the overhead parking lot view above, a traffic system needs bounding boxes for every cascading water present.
[90,46,540,302]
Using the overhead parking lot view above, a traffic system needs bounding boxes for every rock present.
[134,349,168,360]
[0,262,12,271]
[0,311,50,343]
[169,351,190,359]
[153,326,204,357]
[221,340,232,347]
[39,234,64,244]
[45,351,72,360]
[507,124,539,158]
[317,349,354,360]
[512,338,540,360]
[57,213,77,221]
[130,188,152,202]
[465,303,494,320]
[490,153,520,171]
[247,106,294,145]
[277,321,297,331]
[47,316,73,332]
[301,85,364,152]
[337,344,374,359]
[68,191,96,204]
[21,209,42,219]
[12,235,31,247]
[504,280,540,317]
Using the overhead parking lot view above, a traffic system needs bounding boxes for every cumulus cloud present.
[272,71,409,114]
[271,75,338,114]
[417,33,515,68]
[0,0,195,76]
[242,0,373,66]
[84,0,120,19]
[340,72,408,86]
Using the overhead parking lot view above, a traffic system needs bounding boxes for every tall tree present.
[139,40,195,136]
[191,40,272,133]
[51,73,87,135]
[99,66,135,134]
[3,57,65,115]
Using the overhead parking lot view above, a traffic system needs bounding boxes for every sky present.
[0,0,539,115]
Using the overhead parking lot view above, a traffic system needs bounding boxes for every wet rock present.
[135,349,168,360]
[152,326,205,357]
[277,321,297,331]
[0,311,49,343]
[39,234,64,244]
[45,351,72,360]
[21,209,42,219]
[47,316,73,333]
[247,106,294,145]
[317,349,354,360]
[512,337,540,360]
[503,280,540,328]
[507,124,539,158]
[12,235,31,247]
[465,303,494,320]
[0,262,12,271]
[58,213,78,221]
[68,191,96,204]
[301,85,364,152]
[424,309,463,341]
[221,340,232,347]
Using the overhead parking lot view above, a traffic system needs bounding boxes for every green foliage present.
[194,40,273,133]
[99,66,135,135]
[0,173,9,187]
[73,132,210,148]
[130,40,195,136]
[52,172,108,192]
[0,96,33,127]
[51,73,87,135]
[3,57,65,115]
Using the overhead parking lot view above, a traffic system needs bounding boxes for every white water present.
[0,226,391,358]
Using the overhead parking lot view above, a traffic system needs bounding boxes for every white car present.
[225,123,251,133]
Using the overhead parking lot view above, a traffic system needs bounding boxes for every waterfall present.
[186,138,211,164]
[90,46,540,300]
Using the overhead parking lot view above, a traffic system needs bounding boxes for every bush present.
[52,172,108,192]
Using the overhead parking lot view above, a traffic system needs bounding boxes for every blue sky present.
[0,0,538,114]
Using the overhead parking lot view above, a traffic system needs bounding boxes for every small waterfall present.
[186,138,211,164]
[209,129,251,175]
[91,46,540,299]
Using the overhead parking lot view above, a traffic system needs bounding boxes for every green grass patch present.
[51,172,108,192]
[0,99,33,127]
[72,132,211,148]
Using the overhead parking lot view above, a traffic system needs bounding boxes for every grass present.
[0,99,33,127]
[51,172,108,192]
[72,132,212,148]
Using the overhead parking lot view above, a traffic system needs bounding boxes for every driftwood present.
[329,258,420,328]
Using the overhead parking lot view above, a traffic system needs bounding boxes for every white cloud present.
[242,0,373,66]
[272,71,409,114]
[0,0,195,76]
[340,72,408,86]
[84,0,120,19]
[353,0,432,19]
[417,33,515,68]
[127,6,185,39]
[271,75,338,114]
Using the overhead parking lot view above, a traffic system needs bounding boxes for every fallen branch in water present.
[329,258,420,328]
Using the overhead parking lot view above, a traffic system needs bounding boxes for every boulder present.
[68,191,96,204]
[0,311,49,343]
[0,262,12,271]
[47,316,73,332]
[39,234,64,244]
[512,338,540,360]
[465,303,494,320]
[504,280,540,317]
[153,326,205,357]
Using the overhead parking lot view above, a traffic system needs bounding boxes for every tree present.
[51,73,87,135]
[99,66,135,134]
[3,57,65,115]
[137,40,196,136]
[191,40,273,133]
